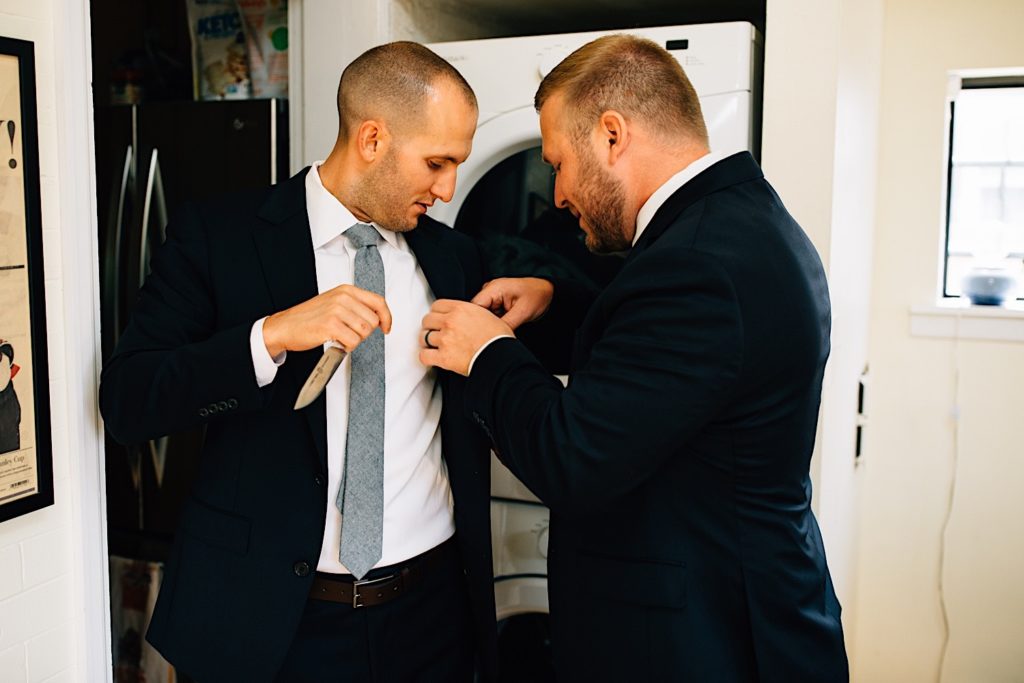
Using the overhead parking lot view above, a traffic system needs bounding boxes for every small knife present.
[293,345,347,410]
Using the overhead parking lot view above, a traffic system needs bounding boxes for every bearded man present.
[420,34,849,682]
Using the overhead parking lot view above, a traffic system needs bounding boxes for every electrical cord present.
[936,311,963,682]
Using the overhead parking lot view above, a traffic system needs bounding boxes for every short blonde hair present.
[535,34,708,147]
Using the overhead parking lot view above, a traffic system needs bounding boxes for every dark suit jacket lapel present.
[630,151,765,257]
[405,221,467,417]
[252,168,329,469]
[405,221,465,302]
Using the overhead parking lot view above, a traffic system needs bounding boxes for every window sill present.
[910,300,1024,342]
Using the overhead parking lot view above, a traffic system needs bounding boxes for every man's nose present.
[432,168,457,203]
[553,177,569,210]
[553,179,579,217]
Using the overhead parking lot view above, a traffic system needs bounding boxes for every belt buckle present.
[351,573,395,608]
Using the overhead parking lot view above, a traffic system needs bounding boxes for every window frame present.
[942,74,1024,301]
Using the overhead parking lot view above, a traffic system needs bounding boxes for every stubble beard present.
[350,149,418,233]
[575,144,631,254]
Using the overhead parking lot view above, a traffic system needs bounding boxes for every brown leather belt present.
[309,538,453,609]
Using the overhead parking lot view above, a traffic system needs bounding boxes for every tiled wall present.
[0,0,83,680]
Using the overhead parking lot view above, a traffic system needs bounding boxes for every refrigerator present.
[95,98,289,561]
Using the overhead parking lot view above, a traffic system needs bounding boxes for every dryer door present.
[429,105,624,291]
[429,106,539,227]
[429,94,753,289]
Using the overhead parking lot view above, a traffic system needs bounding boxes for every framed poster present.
[0,37,53,523]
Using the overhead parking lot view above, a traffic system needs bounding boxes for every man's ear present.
[599,110,629,165]
[355,120,388,162]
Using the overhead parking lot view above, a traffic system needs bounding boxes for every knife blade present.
[293,345,347,410]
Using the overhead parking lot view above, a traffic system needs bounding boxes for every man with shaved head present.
[101,42,497,681]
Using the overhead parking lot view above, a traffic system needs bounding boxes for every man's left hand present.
[420,300,513,376]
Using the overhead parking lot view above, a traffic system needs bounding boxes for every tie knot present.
[344,223,381,249]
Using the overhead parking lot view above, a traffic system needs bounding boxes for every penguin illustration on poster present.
[0,339,21,454]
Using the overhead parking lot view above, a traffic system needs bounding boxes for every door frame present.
[56,0,112,679]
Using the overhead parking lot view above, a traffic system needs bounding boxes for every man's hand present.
[420,300,514,376]
[471,277,554,330]
[262,284,393,358]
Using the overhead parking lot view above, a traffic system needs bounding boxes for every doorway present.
[90,2,290,680]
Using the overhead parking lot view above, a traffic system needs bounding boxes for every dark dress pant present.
[275,538,475,682]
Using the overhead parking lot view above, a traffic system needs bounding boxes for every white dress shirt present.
[633,151,727,246]
[468,151,729,375]
[249,163,455,574]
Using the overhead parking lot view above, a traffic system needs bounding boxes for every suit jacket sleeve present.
[515,276,597,374]
[99,202,269,444]
[465,248,743,513]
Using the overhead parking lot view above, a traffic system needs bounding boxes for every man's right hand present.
[262,284,393,358]
[471,277,554,330]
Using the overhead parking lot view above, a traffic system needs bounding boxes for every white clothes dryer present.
[427,22,762,681]
[428,21,762,229]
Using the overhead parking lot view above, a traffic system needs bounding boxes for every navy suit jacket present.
[466,152,848,681]
[100,169,498,681]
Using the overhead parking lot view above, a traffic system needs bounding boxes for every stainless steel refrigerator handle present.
[147,436,169,487]
[104,145,133,346]
[152,150,168,242]
[138,146,171,491]
[138,147,169,290]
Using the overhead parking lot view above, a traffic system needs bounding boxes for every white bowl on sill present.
[961,268,1019,306]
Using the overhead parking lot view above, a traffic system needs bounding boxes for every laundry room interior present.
[0,0,1021,681]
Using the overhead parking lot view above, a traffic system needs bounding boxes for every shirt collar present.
[305,161,399,251]
[633,151,728,247]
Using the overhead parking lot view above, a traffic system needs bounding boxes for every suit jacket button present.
[227,398,238,409]
[209,403,219,413]
[314,474,325,486]
[217,401,229,411]
[199,408,209,417]
[293,561,310,577]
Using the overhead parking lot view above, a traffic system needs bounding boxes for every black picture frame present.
[0,36,53,523]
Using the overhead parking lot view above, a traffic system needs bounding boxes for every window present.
[943,76,1024,299]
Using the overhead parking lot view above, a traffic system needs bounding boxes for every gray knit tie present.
[338,223,385,579]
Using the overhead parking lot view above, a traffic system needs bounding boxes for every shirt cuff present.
[469,335,514,375]
[251,317,286,388]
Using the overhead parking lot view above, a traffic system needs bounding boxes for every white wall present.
[291,0,501,172]
[853,1,1024,680]
[761,0,884,659]
[291,0,389,168]
[0,0,106,682]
